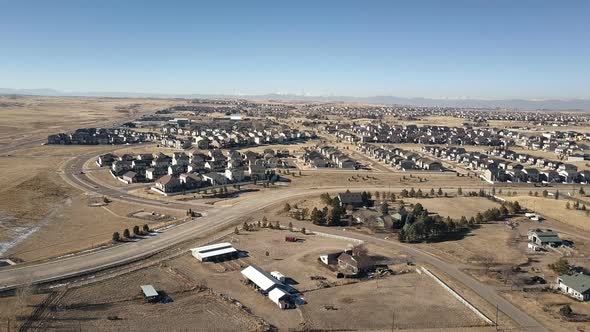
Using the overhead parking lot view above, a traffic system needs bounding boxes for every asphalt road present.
[0,151,549,331]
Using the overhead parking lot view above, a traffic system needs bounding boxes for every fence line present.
[419,266,494,326]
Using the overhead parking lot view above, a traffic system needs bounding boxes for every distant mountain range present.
[1,87,590,111]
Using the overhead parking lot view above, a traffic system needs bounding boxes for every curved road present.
[0,152,548,331]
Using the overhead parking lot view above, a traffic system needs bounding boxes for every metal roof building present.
[241,265,282,291]
[241,265,293,309]
[190,242,238,262]
[139,285,158,298]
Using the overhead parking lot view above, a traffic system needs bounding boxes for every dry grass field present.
[501,290,590,332]
[0,145,118,258]
[300,273,485,330]
[28,266,265,332]
[0,95,182,147]
[5,196,185,262]
[403,197,501,219]
[415,223,527,266]
[503,195,590,231]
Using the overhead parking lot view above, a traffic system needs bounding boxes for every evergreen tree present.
[475,213,484,224]
[380,201,389,216]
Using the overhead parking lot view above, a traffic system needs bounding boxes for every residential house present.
[557,273,590,301]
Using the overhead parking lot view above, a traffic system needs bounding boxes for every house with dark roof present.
[528,229,561,247]
[338,192,364,208]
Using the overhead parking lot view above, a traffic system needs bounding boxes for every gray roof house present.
[557,273,590,301]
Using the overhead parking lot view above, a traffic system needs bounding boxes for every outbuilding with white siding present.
[190,242,239,262]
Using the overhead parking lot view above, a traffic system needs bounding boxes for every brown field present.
[30,266,265,332]
[503,195,590,232]
[300,273,485,330]
[0,95,182,147]
[415,223,527,266]
[0,145,188,262]
[5,195,185,262]
[404,196,501,219]
[501,290,590,332]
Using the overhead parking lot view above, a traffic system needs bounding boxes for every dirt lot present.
[28,266,265,332]
[300,273,485,330]
[403,196,501,219]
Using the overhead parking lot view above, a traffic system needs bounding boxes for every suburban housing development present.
[2,96,590,332]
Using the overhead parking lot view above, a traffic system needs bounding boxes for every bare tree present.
[352,243,369,257]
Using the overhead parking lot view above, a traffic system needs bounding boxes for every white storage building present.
[241,265,292,309]
[190,242,238,262]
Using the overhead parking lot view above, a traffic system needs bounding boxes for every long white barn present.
[190,242,238,262]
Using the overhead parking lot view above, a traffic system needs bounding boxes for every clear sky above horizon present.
[1,1,589,99]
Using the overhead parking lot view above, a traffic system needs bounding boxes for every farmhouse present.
[190,242,238,262]
[527,229,561,247]
[338,191,364,208]
[337,253,374,275]
[557,273,590,301]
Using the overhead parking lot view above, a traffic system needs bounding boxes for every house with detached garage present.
[557,273,590,301]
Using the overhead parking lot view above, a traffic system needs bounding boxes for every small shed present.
[140,285,159,303]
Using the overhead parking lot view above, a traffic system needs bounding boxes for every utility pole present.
[391,311,395,332]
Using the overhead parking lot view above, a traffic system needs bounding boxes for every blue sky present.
[1,1,589,99]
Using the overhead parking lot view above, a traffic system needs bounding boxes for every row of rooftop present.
[97,149,285,193]
[420,146,590,184]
